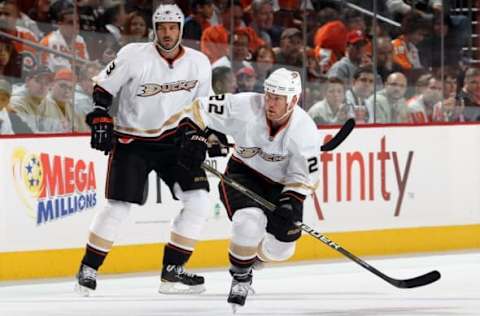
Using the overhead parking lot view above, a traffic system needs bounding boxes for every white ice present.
[0,251,478,316]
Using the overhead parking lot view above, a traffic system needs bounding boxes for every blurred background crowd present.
[0,0,479,134]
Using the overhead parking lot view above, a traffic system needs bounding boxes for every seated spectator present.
[0,37,21,79]
[10,65,52,132]
[40,4,90,72]
[183,0,214,43]
[0,0,38,75]
[274,27,303,69]
[375,36,394,82]
[201,0,244,63]
[366,72,409,123]
[212,29,253,71]
[391,12,429,74]
[212,66,237,94]
[28,0,54,37]
[121,11,149,46]
[77,0,104,60]
[38,68,88,132]
[236,66,256,92]
[458,67,480,121]
[327,30,370,87]
[345,66,375,124]
[408,74,443,123]
[433,70,464,122]
[252,45,275,92]
[0,78,30,134]
[308,77,351,125]
[75,61,102,116]
[248,0,281,47]
[98,1,128,47]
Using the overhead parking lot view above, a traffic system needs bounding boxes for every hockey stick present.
[320,118,355,151]
[201,162,441,289]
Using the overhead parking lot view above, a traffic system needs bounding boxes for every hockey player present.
[75,4,212,295]
[172,68,322,311]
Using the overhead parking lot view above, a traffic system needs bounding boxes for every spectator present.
[458,67,480,121]
[0,37,21,79]
[345,66,375,124]
[236,66,256,92]
[28,0,54,36]
[0,0,38,74]
[75,61,102,116]
[0,78,13,133]
[408,74,443,123]
[39,68,88,132]
[201,0,244,63]
[212,29,253,71]
[183,0,214,42]
[10,65,51,131]
[391,12,429,73]
[212,66,237,94]
[327,30,370,87]
[40,5,90,72]
[77,0,103,60]
[249,0,281,47]
[0,78,31,133]
[99,1,128,46]
[413,73,432,96]
[274,27,303,68]
[121,11,149,45]
[252,44,275,92]
[433,70,464,122]
[308,77,351,125]
[375,36,394,82]
[366,72,410,123]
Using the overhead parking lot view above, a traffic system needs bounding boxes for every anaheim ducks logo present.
[236,147,287,162]
[137,80,198,97]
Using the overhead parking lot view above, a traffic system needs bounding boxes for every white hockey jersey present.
[94,43,212,138]
[182,93,321,196]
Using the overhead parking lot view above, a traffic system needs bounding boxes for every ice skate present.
[228,269,255,313]
[158,265,206,294]
[74,264,97,297]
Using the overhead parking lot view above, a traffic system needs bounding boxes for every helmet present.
[152,4,184,52]
[264,68,302,105]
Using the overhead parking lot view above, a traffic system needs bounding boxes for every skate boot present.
[228,269,255,313]
[74,264,97,297]
[158,265,206,294]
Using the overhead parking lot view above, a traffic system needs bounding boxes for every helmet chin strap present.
[270,98,296,123]
[155,39,181,54]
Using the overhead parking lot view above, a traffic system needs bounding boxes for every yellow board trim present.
[1,224,479,281]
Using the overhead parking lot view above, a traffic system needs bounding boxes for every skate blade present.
[230,303,242,314]
[158,282,206,294]
[74,283,91,297]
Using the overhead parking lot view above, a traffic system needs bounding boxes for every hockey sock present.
[228,252,255,271]
[162,243,192,266]
[81,244,108,270]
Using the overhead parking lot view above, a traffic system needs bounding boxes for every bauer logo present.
[11,148,97,225]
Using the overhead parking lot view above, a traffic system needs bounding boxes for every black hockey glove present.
[274,191,305,225]
[176,118,208,171]
[86,108,114,154]
[205,128,230,157]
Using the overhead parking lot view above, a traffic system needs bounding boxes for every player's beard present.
[158,36,177,51]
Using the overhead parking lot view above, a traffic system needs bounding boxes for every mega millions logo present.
[12,148,97,225]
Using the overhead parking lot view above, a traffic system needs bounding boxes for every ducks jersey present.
[93,42,212,138]
[175,93,322,196]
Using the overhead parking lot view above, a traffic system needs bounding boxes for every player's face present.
[156,22,180,50]
[264,92,289,121]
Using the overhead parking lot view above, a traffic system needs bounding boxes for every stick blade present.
[393,270,441,289]
[321,118,355,151]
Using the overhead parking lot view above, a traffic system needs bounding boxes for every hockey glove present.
[205,128,230,157]
[86,108,114,154]
[176,118,208,171]
[273,191,305,225]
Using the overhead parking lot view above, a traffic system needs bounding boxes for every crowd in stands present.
[0,0,479,135]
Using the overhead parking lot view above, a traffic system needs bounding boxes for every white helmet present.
[264,68,302,106]
[152,4,184,53]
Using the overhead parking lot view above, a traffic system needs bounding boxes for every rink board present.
[0,124,479,280]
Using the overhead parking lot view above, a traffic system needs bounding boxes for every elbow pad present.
[93,85,113,111]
